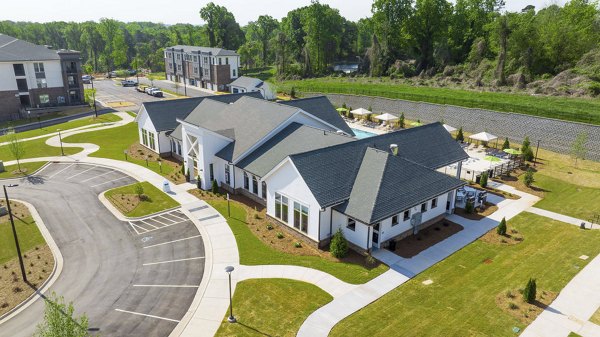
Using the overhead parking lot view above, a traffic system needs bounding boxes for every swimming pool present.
[351,128,377,139]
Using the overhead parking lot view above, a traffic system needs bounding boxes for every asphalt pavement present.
[90,79,168,112]
[0,163,204,337]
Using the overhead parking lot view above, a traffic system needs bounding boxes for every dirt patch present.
[0,200,31,223]
[454,202,498,220]
[479,228,524,246]
[0,244,54,316]
[493,168,546,198]
[390,220,464,258]
[495,289,557,325]
[107,193,141,214]
[128,143,185,184]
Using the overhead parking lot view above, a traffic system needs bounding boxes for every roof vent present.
[390,144,398,156]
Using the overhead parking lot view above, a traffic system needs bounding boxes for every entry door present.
[411,212,423,235]
[372,223,380,248]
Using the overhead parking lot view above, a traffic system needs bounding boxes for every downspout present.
[318,208,322,247]
[329,208,333,239]
[366,225,371,254]
[232,163,236,191]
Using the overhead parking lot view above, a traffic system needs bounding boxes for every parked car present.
[137,85,148,93]
[127,69,137,75]
[82,75,93,84]
[107,71,117,78]
[121,80,138,87]
[145,87,157,94]
[151,90,164,98]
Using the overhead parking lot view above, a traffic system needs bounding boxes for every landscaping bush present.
[197,176,201,190]
[523,278,537,304]
[365,254,376,267]
[330,229,349,258]
[479,171,488,188]
[456,127,464,142]
[276,232,284,239]
[524,169,534,187]
[399,112,405,128]
[266,223,274,230]
[211,179,219,194]
[465,200,475,214]
[502,137,510,150]
[523,146,535,162]
[290,87,296,98]
[294,242,302,248]
[497,217,507,235]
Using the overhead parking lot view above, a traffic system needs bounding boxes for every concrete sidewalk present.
[527,207,599,230]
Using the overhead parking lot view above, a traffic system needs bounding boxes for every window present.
[13,64,25,76]
[218,58,222,65]
[252,176,258,195]
[39,94,50,104]
[16,79,28,92]
[261,181,267,199]
[275,193,288,223]
[403,210,410,221]
[168,63,173,69]
[204,57,208,64]
[209,163,214,182]
[431,197,438,209]
[347,218,356,231]
[176,54,180,60]
[243,172,249,190]
[141,129,149,147]
[225,57,229,65]
[392,215,399,226]
[421,202,428,213]
[36,78,47,88]
[34,62,44,73]
[232,69,236,77]
[224,165,230,185]
[177,64,181,71]
[148,132,156,150]
[193,67,198,74]
[204,68,209,76]
[293,202,308,233]
[68,76,76,86]
[193,56,198,62]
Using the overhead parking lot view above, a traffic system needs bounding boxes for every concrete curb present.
[0,162,52,182]
[98,191,181,222]
[0,199,64,324]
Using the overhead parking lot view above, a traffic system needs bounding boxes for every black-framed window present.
[252,176,258,195]
[421,202,428,213]
[224,165,230,185]
[347,218,356,231]
[209,163,214,182]
[13,64,25,76]
[431,197,438,209]
[243,172,249,190]
[403,210,410,221]
[392,215,399,226]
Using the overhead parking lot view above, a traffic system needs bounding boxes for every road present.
[136,77,212,98]
[0,163,204,337]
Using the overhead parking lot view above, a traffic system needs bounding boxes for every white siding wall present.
[196,131,232,190]
[265,160,321,242]
[136,110,160,154]
[0,60,63,91]
[319,208,332,241]
[331,210,370,250]
[157,131,171,154]
[0,63,18,90]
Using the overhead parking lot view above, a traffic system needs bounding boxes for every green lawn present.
[63,122,176,178]
[0,215,44,264]
[0,113,122,143]
[241,66,276,82]
[0,136,80,162]
[590,307,600,325]
[0,162,47,179]
[568,333,583,337]
[215,279,332,337]
[330,213,600,337]
[533,174,600,221]
[207,200,388,284]
[105,181,179,218]
[278,78,600,125]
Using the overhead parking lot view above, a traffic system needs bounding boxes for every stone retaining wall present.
[304,92,600,161]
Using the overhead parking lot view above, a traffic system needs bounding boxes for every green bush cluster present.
[330,229,349,258]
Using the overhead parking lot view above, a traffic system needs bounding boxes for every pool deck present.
[347,120,388,136]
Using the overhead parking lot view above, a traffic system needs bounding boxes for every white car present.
[145,87,158,94]
[151,90,164,98]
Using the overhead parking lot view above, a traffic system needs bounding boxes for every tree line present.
[1,0,598,83]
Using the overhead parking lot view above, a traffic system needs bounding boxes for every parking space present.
[91,78,171,112]
[127,209,189,235]
[37,162,137,192]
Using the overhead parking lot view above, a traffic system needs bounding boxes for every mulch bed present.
[0,244,54,316]
[107,193,141,214]
[495,289,557,325]
[128,143,185,184]
[479,228,524,246]
[0,200,31,222]
[492,168,545,198]
[454,202,499,220]
[391,220,464,258]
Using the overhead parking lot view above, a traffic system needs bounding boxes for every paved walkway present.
[521,254,600,337]
[527,207,600,230]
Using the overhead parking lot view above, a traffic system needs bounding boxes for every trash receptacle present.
[162,180,171,193]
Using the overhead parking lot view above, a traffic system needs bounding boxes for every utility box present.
[163,180,171,193]
[0,161,5,173]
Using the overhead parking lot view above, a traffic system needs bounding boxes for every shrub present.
[365,254,376,266]
[253,213,261,220]
[330,229,349,258]
[211,180,219,194]
[523,146,534,162]
[502,138,510,150]
[294,242,302,248]
[276,232,284,239]
[368,105,373,112]
[342,103,347,110]
[508,302,518,310]
[497,217,507,235]
[399,112,405,128]
[456,127,464,142]
[523,278,537,304]
[196,176,201,190]
[465,200,475,214]
[266,223,274,230]
[479,171,488,188]
[290,87,296,98]
[523,169,534,187]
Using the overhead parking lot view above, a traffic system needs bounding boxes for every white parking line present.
[128,222,148,235]
[128,218,189,235]
[143,256,204,266]
[47,163,74,179]
[133,284,199,288]
[143,235,202,249]
[80,169,115,183]
[166,212,188,222]
[139,220,159,229]
[148,216,172,226]
[90,176,130,188]
[114,309,180,323]
[65,166,97,180]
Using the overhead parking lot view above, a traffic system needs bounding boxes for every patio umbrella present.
[410,121,423,126]
[503,148,522,155]
[443,124,457,133]
[484,155,502,162]
[350,108,372,116]
[469,132,498,142]
[374,113,399,122]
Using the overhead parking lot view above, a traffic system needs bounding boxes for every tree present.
[330,228,348,258]
[496,217,507,235]
[570,132,588,166]
[399,112,405,128]
[521,136,531,152]
[495,14,510,85]
[7,130,25,172]
[502,137,510,150]
[523,146,534,162]
[479,171,488,188]
[211,179,219,194]
[456,127,464,142]
[35,292,88,337]
[409,0,452,73]
[199,2,244,50]
[523,278,537,304]
[255,15,279,65]
[524,168,534,187]
[134,183,144,199]
[371,0,413,62]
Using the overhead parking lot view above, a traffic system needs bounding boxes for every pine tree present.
[330,229,348,258]
[524,169,534,187]
[521,136,531,152]
[480,171,488,188]
[211,179,219,194]
[502,137,510,150]
[399,112,405,128]
[523,278,537,304]
[497,217,507,235]
[456,127,464,142]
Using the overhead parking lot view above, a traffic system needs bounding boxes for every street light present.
[158,160,162,173]
[534,139,541,167]
[225,265,236,323]
[57,129,64,156]
[4,184,26,283]
[91,78,98,118]
[124,150,128,161]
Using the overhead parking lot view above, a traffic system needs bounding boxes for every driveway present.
[0,163,205,337]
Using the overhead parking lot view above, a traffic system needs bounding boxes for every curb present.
[98,191,182,222]
[0,162,52,182]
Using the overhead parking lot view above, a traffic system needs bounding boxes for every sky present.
[1,0,567,25]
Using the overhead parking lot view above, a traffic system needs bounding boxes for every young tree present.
[523,146,534,162]
[524,169,534,187]
[523,278,537,304]
[570,132,588,166]
[502,137,510,150]
[134,183,145,199]
[456,127,464,142]
[35,292,89,337]
[399,112,405,128]
[479,171,488,188]
[497,217,507,235]
[521,136,531,152]
[330,228,349,258]
[7,130,25,172]
[211,179,219,194]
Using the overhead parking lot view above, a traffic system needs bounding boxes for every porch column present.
[447,190,456,215]
[456,161,463,180]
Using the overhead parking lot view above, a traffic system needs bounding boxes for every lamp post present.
[158,160,162,173]
[124,150,128,161]
[534,139,541,167]
[225,265,236,323]
[57,129,64,156]
[4,184,26,283]
[90,78,97,118]
[145,155,149,167]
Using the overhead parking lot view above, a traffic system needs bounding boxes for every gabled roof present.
[290,123,469,208]
[0,34,69,62]
[236,123,354,177]
[166,45,238,56]
[229,76,262,89]
[334,148,466,225]
[280,96,355,136]
[142,91,262,132]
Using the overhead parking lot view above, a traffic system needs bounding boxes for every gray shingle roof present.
[141,91,262,132]
[169,125,183,141]
[166,45,238,56]
[236,123,354,177]
[0,34,65,62]
[290,123,469,208]
[334,148,466,225]
[230,76,263,88]
[280,96,355,136]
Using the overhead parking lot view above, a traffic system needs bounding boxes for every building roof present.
[334,148,466,225]
[229,76,262,89]
[169,125,183,141]
[142,91,262,132]
[289,123,469,208]
[280,96,355,136]
[166,45,238,57]
[236,123,354,177]
[0,34,76,62]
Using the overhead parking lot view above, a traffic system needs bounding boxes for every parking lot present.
[1,162,205,337]
[91,78,172,112]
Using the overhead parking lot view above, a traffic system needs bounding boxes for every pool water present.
[351,128,377,139]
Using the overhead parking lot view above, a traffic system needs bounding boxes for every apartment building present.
[164,45,240,92]
[0,34,84,121]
